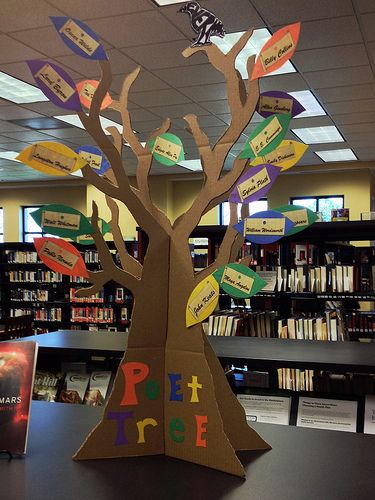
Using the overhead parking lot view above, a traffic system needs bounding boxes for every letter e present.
[195,415,208,447]
[169,418,185,443]
[169,373,183,401]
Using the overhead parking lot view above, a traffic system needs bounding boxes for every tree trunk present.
[74,231,270,476]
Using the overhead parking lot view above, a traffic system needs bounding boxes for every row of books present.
[83,250,99,263]
[344,311,375,333]
[275,264,375,293]
[314,371,375,396]
[6,270,63,282]
[71,306,115,323]
[277,368,314,391]
[70,288,104,303]
[205,310,279,338]
[4,250,40,263]
[10,307,63,321]
[33,370,112,406]
[277,311,344,341]
[10,288,49,302]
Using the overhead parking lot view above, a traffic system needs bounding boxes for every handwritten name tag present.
[237,166,271,202]
[34,63,76,103]
[260,31,295,71]
[59,19,100,56]
[78,81,96,102]
[259,95,293,115]
[250,116,282,156]
[262,142,296,165]
[221,266,254,294]
[244,218,286,236]
[30,144,77,173]
[152,136,182,162]
[283,209,308,227]
[78,150,102,170]
[188,282,218,321]
[42,211,81,231]
[40,240,79,270]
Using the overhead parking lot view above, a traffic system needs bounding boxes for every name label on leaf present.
[30,144,77,174]
[221,266,254,294]
[244,217,286,235]
[260,31,295,71]
[40,240,79,270]
[59,19,100,56]
[42,210,81,231]
[187,281,218,321]
[258,95,293,115]
[78,81,96,102]
[237,166,271,202]
[152,136,182,162]
[34,63,76,103]
[262,142,296,164]
[78,150,102,170]
[250,116,282,156]
[283,208,308,227]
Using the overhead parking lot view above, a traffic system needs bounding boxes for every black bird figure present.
[178,1,225,47]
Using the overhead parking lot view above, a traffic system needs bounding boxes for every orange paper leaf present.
[34,237,89,278]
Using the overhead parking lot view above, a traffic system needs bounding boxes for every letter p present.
[120,362,149,406]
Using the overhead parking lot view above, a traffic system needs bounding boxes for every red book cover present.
[0,341,38,454]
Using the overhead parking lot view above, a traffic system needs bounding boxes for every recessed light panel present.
[54,114,123,135]
[289,90,326,118]
[315,148,357,162]
[177,159,202,171]
[213,28,296,79]
[0,151,21,162]
[292,126,344,144]
[153,0,186,4]
[0,72,48,104]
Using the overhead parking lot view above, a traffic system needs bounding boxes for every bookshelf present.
[0,242,134,333]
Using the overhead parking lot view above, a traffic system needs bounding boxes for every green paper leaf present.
[239,114,291,160]
[147,133,185,166]
[213,263,267,299]
[31,204,93,239]
[273,204,318,236]
[74,218,111,245]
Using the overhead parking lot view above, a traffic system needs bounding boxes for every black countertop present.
[1,401,375,500]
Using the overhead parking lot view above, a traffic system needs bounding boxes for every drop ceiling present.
[0,0,374,182]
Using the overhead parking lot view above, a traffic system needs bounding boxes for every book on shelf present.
[278,312,344,341]
[0,341,38,454]
[206,310,278,337]
[84,371,112,406]
[33,370,64,402]
[277,368,314,392]
[59,372,90,404]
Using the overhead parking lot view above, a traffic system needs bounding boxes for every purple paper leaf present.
[257,91,305,118]
[228,164,280,204]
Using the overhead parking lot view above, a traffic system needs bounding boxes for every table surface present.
[18,330,375,372]
[1,401,375,500]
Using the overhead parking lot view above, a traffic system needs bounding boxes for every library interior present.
[1,0,375,498]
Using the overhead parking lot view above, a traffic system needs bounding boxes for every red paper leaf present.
[34,237,89,278]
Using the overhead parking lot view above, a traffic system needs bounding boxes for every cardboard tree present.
[19,15,309,476]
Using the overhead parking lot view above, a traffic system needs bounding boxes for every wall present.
[0,181,86,242]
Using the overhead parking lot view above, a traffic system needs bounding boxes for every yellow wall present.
[1,181,86,242]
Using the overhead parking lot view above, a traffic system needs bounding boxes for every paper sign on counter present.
[297,397,357,432]
[237,394,291,425]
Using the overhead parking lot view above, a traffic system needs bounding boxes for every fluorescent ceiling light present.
[54,114,123,135]
[153,0,186,5]
[213,28,296,79]
[289,90,326,118]
[0,151,21,162]
[177,159,203,171]
[315,148,357,162]
[292,126,344,144]
[0,72,48,104]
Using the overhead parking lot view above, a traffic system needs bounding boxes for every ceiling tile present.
[88,11,185,48]
[331,112,375,125]
[0,0,62,32]
[1,130,54,142]
[345,131,375,146]
[111,71,170,94]
[312,142,351,152]
[48,0,152,18]
[39,128,91,139]
[130,120,170,133]
[10,26,75,58]
[317,83,375,102]
[199,100,229,114]
[122,40,206,70]
[0,141,30,151]
[259,73,307,93]
[180,83,227,102]
[0,61,43,86]
[21,101,75,116]
[325,99,375,115]
[293,44,369,72]
[368,42,375,65]
[0,35,44,64]
[305,66,373,89]
[352,147,375,160]
[252,0,353,24]
[0,106,44,120]
[0,121,30,133]
[129,88,191,107]
[290,116,334,128]
[356,0,375,13]
[154,64,225,87]
[339,123,375,134]
[148,103,209,119]
[361,12,375,41]
[174,115,228,128]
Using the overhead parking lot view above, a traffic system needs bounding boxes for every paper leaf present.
[239,114,291,160]
[251,140,308,172]
[16,142,87,176]
[213,263,267,299]
[50,16,107,60]
[27,60,81,111]
[76,80,112,110]
[75,145,111,175]
[257,91,305,119]
[147,133,185,166]
[234,210,295,244]
[273,204,318,236]
[34,237,89,278]
[228,163,280,204]
[186,275,219,327]
[74,218,111,245]
[178,3,225,47]
[251,22,301,80]
[31,204,93,239]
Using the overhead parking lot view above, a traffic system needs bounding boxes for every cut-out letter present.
[195,415,208,448]
[120,362,149,406]
[169,418,185,443]
[188,375,202,403]
[169,373,183,401]
[107,411,133,445]
[145,379,160,400]
[136,418,158,444]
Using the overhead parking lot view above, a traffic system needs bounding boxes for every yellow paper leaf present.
[186,274,219,327]
[16,142,87,176]
[251,140,308,171]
